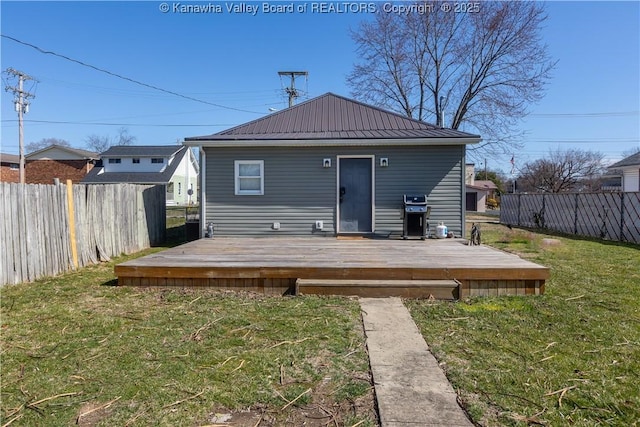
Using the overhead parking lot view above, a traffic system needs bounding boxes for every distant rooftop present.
[25,145,99,159]
[0,153,20,164]
[82,146,188,184]
[473,180,499,190]
[609,152,640,168]
[100,145,184,157]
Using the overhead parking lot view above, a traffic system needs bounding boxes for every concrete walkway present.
[360,297,473,427]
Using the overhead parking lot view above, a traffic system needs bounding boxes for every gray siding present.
[204,145,464,237]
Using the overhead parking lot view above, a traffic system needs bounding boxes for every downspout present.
[199,147,206,238]
[461,146,466,239]
[185,147,190,206]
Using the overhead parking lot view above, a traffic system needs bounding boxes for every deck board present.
[115,238,549,297]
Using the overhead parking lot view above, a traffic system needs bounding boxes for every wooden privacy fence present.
[0,182,166,286]
[500,192,640,244]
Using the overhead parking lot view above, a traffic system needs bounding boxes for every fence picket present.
[0,183,166,286]
[501,192,640,244]
[622,194,640,243]
[0,184,7,285]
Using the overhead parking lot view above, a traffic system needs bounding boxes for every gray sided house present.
[185,93,481,238]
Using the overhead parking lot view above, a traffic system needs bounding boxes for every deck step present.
[295,279,460,300]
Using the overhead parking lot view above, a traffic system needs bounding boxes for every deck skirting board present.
[458,279,543,298]
[118,277,296,296]
[295,279,460,299]
[115,238,549,299]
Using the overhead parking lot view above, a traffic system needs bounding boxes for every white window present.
[108,158,121,164]
[132,158,140,164]
[235,160,264,195]
[151,158,164,164]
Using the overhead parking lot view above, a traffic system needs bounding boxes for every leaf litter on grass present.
[0,252,377,427]
[407,223,640,426]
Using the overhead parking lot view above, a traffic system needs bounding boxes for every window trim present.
[151,158,164,164]
[132,158,140,164]
[234,160,264,196]
[108,158,121,164]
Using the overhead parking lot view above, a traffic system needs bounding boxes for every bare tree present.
[26,137,71,153]
[85,127,136,153]
[115,127,136,146]
[348,1,555,156]
[517,149,606,193]
[85,134,111,153]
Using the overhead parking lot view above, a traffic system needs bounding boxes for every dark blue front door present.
[339,158,373,233]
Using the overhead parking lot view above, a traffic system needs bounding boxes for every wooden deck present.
[115,238,549,299]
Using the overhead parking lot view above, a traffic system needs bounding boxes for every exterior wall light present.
[380,157,389,167]
[323,158,332,168]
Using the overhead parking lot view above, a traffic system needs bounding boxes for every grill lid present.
[403,194,427,205]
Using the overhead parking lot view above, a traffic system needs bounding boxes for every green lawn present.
[0,250,376,426]
[2,220,638,426]
[407,224,640,426]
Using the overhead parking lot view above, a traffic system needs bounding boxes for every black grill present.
[402,194,430,239]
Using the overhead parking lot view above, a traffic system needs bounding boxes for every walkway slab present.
[360,297,473,427]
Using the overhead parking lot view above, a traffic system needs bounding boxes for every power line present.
[1,119,236,127]
[529,111,639,118]
[38,77,283,105]
[41,77,278,98]
[525,138,639,144]
[1,34,263,115]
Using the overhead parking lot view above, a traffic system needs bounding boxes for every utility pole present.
[4,68,36,184]
[278,71,308,108]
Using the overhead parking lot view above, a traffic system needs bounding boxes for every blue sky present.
[1,1,639,174]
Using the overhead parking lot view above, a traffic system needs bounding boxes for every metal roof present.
[82,146,188,184]
[185,93,480,143]
[608,152,640,168]
[100,145,183,157]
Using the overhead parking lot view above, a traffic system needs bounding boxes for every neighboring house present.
[607,152,640,192]
[82,145,199,205]
[474,180,498,199]
[464,163,497,212]
[600,173,623,192]
[184,92,481,238]
[0,153,20,183]
[25,145,99,184]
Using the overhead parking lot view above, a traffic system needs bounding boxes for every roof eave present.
[25,144,99,160]
[184,137,481,148]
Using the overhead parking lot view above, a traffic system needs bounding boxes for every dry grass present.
[0,249,377,426]
[407,223,640,426]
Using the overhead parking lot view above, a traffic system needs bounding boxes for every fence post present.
[517,194,521,226]
[619,192,625,242]
[66,180,79,269]
[574,193,579,235]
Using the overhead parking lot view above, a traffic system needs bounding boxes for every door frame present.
[336,155,375,234]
